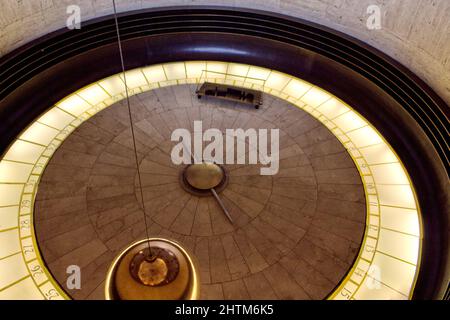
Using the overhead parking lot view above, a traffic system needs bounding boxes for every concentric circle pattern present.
[0,61,422,300]
[35,85,365,299]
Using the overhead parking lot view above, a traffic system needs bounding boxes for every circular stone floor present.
[34,84,366,300]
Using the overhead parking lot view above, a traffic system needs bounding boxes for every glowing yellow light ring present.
[0,61,422,300]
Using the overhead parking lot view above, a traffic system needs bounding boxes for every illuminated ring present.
[0,61,422,300]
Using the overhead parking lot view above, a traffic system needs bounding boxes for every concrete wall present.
[0,0,449,104]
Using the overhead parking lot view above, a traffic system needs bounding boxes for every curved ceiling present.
[0,0,449,106]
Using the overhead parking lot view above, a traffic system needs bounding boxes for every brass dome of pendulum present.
[105,0,200,300]
[185,162,224,190]
[105,238,200,300]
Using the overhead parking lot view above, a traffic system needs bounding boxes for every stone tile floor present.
[35,84,366,300]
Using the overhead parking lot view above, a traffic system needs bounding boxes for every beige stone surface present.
[35,84,366,299]
[0,0,448,105]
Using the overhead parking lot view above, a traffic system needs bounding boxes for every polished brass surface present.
[129,247,180,287]
[105,238,200,300]
[184,162,224,190]
[138,258,168,286]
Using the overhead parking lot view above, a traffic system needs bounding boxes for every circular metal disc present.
[129,247,180,286]
[184,162,224,190]
[105,239,200,300]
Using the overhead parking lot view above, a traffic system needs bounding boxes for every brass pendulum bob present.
[105,238,200,300]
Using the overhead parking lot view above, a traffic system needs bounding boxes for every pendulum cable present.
[112,0,154,259]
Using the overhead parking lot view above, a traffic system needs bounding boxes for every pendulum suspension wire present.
[112,0,153,257]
